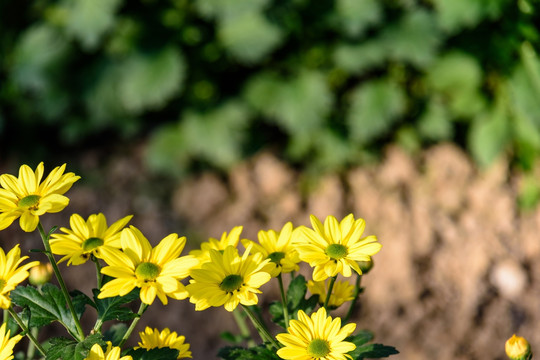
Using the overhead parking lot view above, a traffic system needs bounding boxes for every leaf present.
[118,47,186,114]
[346,79,406,144]
[195,0,270,20]
[45,333,104,360]
[347,330,375,348]
[217,345,280,360]
[11,284,78,336]
[287,275,307,309]
[93,288,139,323]
[70,290,94,319]
[353,343,400,359]
[417,98,453,141]
[333,42,387,75]
[103,323,128,346]
[335,0,382,37]
[126,348,180,360]
[144,123,189,177]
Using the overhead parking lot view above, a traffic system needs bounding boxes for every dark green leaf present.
[93,287,139,323]
[70,290,94,319]
[45,337,77,360]
[103,323,128,346]
[347,330,375,348]
[218,345,280,360]
[287,275,307,309]
[353,343,399,359]
[126,347,180,360]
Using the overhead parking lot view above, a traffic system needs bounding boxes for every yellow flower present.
[189,226,242,268]
[0,163,80,232]
[276,307,356,360]
[295,214,382,281]
[0,244,39,309]
[308,279,355,309]
[85,341,132,360]
[0,322,22,360]
[28,262,53,286]
[506,334,532,360]
[98,226,198,305]
[136,327,192,359]
[50,213,132,265]
[241,222,300,277]
[187,245,271,312]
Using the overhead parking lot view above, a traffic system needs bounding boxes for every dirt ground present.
[2,142,539,359]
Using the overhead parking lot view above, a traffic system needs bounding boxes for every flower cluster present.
[0,162,397,360]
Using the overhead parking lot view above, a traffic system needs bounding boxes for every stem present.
[26,327,39,360]
[7,307,46,357]
[232,309,256,347]
[344,273,362,323]
[92,255,103,290]
[119,302,148,348]
[323,276,337,310]
[277,273,290,329]
[241,305,280,350]
[38,222,85,341]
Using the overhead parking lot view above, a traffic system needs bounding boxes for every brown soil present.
[2,142,538,360]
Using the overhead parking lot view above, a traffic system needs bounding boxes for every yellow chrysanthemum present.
[0,244,39,309]
[187,245,271,312]
[189,226,242,268]
[0,322,22,360]
[136,327,192,359]
[505,334,532,360]
[307,279,355,309]
[85,341,132,360]
[241,222,300,277]
[276,307,356,360]
[0,163,80,232]
[98,226,198,305]
[50,213,132,265]
[295,214,382,281]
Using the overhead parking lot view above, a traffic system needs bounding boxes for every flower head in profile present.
[187,245,271,312]
[98,226,198,305]
[505,334,532,360]
[0,163,80,232]
[308,278,355,309]
[0,244,39,309]
[136,327,192,359]
[276,307,356,360]
[85,341,132,360]
[50,213,132,265]
[0,322,23,360]
[295,214,382,281]
[189,226,242,268]
[241,222,300,277]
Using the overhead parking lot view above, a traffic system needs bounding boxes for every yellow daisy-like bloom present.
[0,162,80,232]
[98,226,198,305]
[187,245,271,312]
[505,334,532,360]
[0,244,39,309]
[85,341,132,360]
[241,222,300,277]
[189,226,242,268]
[276,307,356,360]
[136,327,192,359]
[50,213,133,265]
[295,214,382,281]
[307,279,355,309]
[0,322,23,360]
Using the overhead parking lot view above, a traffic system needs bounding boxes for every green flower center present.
[220,274,243,293]
[18,195,41,209]
[268,251,285,265]
[326,244,348,260]
[135,262,161,281]
[82,237,104,252]
[307,339,330,358]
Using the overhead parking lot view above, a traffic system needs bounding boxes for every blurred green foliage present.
[2,0,540,183]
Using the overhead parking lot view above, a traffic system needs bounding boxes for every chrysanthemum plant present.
[0,163,398,360]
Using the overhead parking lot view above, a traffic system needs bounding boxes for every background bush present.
[2,0,540,180]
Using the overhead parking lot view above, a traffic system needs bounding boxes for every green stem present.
[38,222,85,341]
[277,273,290,329]
[323,276,337,310]
[7,307,46,357]
[119,302,148,348]
[344,273,362,323]
[26,327,39,360]
[241,305,280,350]
[232,309,256,347]
[91,255,103,290]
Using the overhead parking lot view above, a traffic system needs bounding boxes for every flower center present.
[18,195,41,209]
[307,338,330,358]
[268,251,285,265]
[326,244,348,260]
[220,274,243,293]
[82,237,104,252]
[135,262,161,281]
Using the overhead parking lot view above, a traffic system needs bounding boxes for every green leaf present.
[45,333,104,360]
[346,79,406,144]
[103,323,128,346]
[347,330,375,348]
[70,290,94,319]
[195,0,270,20]
[144,123,188,177]
[287,275,307,309]
[353,343,400,359]
[93,288,139,323]
[418,98,453,141]
[218,345,280,360]
[126,348,180,360]
[11,284,78,336]
[333,42,387,75]
[518,174,540,210]
[335,0,382,37]
[118,47,186,114]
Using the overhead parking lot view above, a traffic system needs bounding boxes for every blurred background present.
[2,0,540,359]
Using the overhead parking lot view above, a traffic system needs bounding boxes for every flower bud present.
[29,262,53,286]
[358,258,374,274]
[506,334,532,360]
